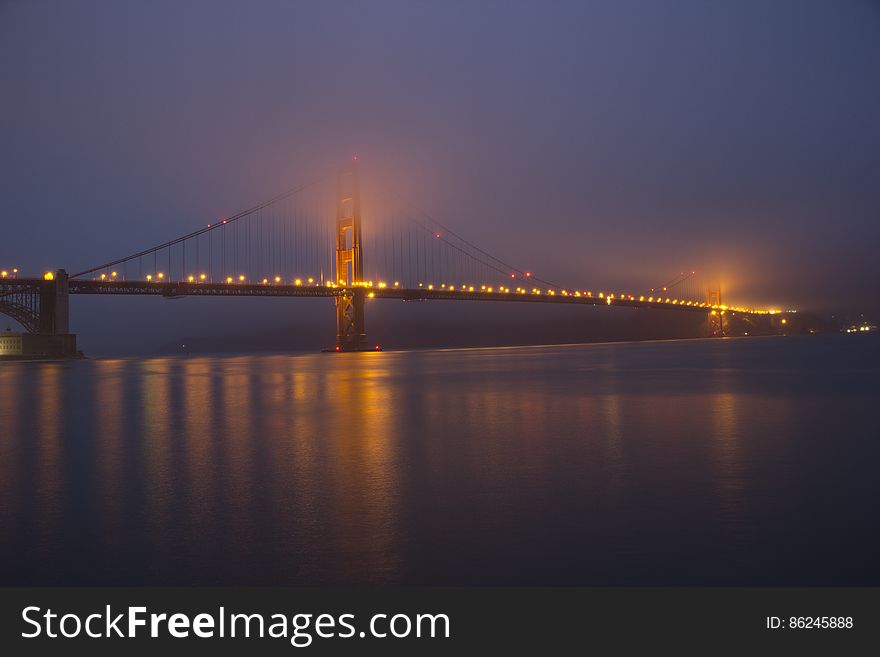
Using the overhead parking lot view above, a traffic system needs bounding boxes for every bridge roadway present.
[56,278,724,314]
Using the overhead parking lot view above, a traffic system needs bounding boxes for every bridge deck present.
[54,279,724,314]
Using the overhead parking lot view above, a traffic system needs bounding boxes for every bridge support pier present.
[707,286,725,337]
[39,269,77,356]
[335,287,368,351]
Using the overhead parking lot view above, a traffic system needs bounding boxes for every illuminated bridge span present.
[0,162,786,354]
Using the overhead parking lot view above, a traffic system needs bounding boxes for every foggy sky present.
[1,0,878,354]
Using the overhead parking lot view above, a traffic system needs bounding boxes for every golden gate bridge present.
[0,161,787,356]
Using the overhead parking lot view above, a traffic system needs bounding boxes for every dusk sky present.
[1,0,878,353]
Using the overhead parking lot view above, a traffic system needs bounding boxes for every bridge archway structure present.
[0,272,69,335]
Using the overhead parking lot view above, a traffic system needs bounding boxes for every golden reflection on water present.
[708,387,793,546]
[316,353,400,581]
[599,393,624,469]
[424,353,552,485]
[181,357,216,545]
[710,391,744,526]
[598,392,627,517]
[122,352,405,582]
[283,365,323,563]
[0,365,20,521]
[95,359,125,548]
[220,357,257,550]
[35,365,62,558]
[141,358,173,547]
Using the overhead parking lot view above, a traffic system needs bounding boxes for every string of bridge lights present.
[4,263,792,315]
[63,268,787,315]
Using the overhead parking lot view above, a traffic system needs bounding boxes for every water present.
[0,334,878,585]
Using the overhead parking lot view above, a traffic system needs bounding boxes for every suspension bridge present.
[0,162,786,356]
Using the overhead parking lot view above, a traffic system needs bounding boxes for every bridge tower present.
[334,163,368,350]
[39,269,70,335]
[707,285,724,336]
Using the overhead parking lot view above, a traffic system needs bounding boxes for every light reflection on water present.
[0,335,878,585]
